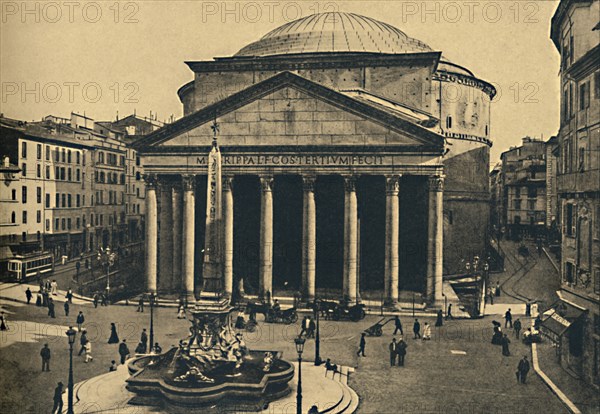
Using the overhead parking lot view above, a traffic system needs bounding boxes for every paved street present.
[0,282,568,414]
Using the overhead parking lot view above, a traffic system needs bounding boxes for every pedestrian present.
[84,340,93,363]
[300,316,309,337]
[487,287,494,305]
[501,334,511,356]
[42,290,49,307]
[396,337,407,366]
[40,344,51,371]
[177,305,186,319]
[109,360,118,372]
[36,290,42,306]
[514,319,522,339]
[47,298,56,318]
[93,294,99,308]
[118,339,130,364]
[413,319,421,339]
[517,355,530,384]
[135,341,146,354]
[25,287,32,304]
[140,328,148,352]
[446,304,453,320]
[101,293,108,306]
[78,330,88,356]
[0,312,7,331]
[50,279,58,295]
[64,301,69,317]
[108,323,120,344]
[153,342,163,354]
[495,281,501,297]
[357,333,366,357]
[76,311,85,331]
[389,338,397,366]
[137,295,144,312]
[308,317,316,339]
[66,288,73,304]
[393,315,403,335]
[422,322,432,340]
[505,308,513,328]
[435,310,443,327]
[51,382,63,414]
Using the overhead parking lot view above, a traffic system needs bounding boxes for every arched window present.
[11,211,16,223]
[485,125,488,136]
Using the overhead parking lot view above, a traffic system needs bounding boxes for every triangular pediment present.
[134,72,443,152]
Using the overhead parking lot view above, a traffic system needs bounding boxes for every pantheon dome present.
[235,12,433,57]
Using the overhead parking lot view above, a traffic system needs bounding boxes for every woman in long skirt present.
[0,312,7,331]
[108,323,120,344]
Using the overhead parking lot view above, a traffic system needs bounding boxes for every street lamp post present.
[149,293,156,353]
[294,336,306,414]
[66,326,77,414]
[97,247,117,303]
[313,299,322,366]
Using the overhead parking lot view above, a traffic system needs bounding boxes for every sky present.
[0,0,561,163]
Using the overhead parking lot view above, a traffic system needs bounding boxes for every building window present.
[68,194,72,208]
[82,152,86,166]
[76,194,80,207]
[21,163,26,176]
[61,168,65,180]
[528,200,535,210]
[55,148,59,162]
[56,193,60,208]
[569,83,574,118]
[11,212,15,223]
[46,166,50,179]
[68,168,72,182]
[566,204,576,237]
[62,194,66,208]
[100,215,103,226]
[22,186,27,203]
[565,262,575,284]
[36,187,41,203]
[76,169,80,181]
[67,150,72,163]
[76,217,80,229]
[22,211,27,224]
[36,164,41,178]
[11,189,16,200]
[578,147,586,172]
[580,82,589,110]
[21,142,27,158]
[55,166,60,180]
[37,210,41,223]
[45,146,50,161]
[45,193,50,208]
[61,149,66,163]
[55,218,59,230]
[45,219,50,231]
[528,187,537,198]
[76,151,80,164]
[82,195,85,206]
[36,144,41,160]
[67,218,71,230]
[62,218,66,230]
[515,199,521,210]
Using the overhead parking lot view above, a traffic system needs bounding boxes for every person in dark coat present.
[357,333,366,357]
[0,312,7,331]
[100,293,108,306]
[501,334,511,356]
[40,344,51,371]
[64,301,69,316]
[140,328,148,351]
[514,319,522,339]
[135,341,146,354]
[52,382,63,414]
[396,337,407,366]
[505,308,513,328]
[108,323,120,344]
[413,319,421,339]
[446,304,454,320]
[118,339,130,364]
[517,355,530,383]
[389,338,397,366]
[25,287,32,304]
[137,296,144,312]
[393,315,403,335]
[47,298,56,318]
[78,330,88,356]
[36,291,42,306]
[65,288,73,304]
[435,310,444,327]
[308,318,316,338]
[76,311,85,331]
[93,294,99,308]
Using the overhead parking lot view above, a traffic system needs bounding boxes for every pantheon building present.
[134,12,495,306]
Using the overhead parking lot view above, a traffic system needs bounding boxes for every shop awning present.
[540,300,586,337]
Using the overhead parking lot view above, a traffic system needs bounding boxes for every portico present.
[135,71,446,306]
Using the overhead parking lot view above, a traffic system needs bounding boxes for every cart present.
[364,317,394,337]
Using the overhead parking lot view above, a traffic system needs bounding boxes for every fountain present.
[126,299,294,411]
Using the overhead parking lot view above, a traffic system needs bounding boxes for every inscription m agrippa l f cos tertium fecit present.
[195,154,386,166]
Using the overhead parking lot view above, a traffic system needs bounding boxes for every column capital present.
[144,173,158,189]
[223,176,233,191]
[260,176,274,192]
[171,179,183,192]
[428,175,445,192]
[385,175,400,195]
[302,176,316,192]
[343,176,357,192]
[182,175,196,192]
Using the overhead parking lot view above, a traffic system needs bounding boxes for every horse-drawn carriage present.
[312,299,366,322]
[244,301,298,324]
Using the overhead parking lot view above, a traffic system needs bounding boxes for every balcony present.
[557,169,600,194]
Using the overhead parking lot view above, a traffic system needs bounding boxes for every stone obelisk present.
[201,120,223,293]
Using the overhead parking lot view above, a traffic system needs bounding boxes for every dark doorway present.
[273,175,303,292]
[194,176,207,291]
[357,176,385,292]
[233,175,260,295]
[315,175,344,291]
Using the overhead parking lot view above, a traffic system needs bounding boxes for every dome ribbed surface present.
[235,12,432,57]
